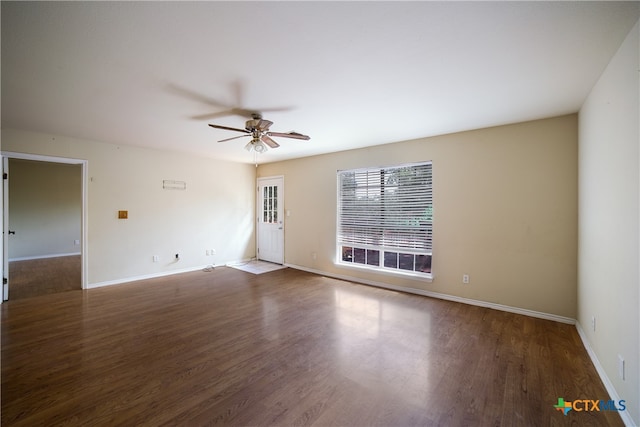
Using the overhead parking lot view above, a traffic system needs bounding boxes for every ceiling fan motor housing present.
[245,119,259,131]
[245,118,273,132]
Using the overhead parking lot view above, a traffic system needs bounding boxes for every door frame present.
[256,175,284,264]
[1,151,88,301]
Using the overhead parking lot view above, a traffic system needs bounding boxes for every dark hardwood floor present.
[8,255,81,300]
[1,267,622,426]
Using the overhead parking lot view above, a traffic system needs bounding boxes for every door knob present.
[8,230,15,235]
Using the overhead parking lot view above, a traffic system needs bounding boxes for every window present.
[337,162,433,277]
[263,185,278,223]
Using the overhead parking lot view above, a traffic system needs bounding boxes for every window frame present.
[336,161,433,280]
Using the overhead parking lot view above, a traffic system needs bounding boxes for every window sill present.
[336,261,433,283]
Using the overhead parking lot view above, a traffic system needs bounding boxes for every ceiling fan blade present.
[267,131,310,141]
[257,106,295,114]
[219,134,251,143]
[192,110,238,120]
[169,83,294,120]
[207,106,292,120]
[194,108,262,120]
[261,135,280,148]
[167,83,232,108]
[231,108,262,118]
[208,123,251,134]
[255,120,273,131]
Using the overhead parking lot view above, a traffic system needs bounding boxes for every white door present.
[3,157,9,300]
[257,176,284,264]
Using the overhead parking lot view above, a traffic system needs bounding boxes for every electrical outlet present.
[211,249,216,255]
[153,255,159,263]
[462,274,470,284]
[618,355,625,380]
[175,253,180,260]
[591,316,596,332]
[74,239,80,245]
[206,250,210,256]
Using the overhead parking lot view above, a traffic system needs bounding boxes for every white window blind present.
[337,162,433,275]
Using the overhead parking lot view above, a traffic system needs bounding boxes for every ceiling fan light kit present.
[245,140,268,153]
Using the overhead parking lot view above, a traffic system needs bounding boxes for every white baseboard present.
[285,263,576,325]
[86,263,222,289]
[9,252,81,262]
[575,322,636,427]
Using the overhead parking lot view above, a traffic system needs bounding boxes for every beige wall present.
[2,129,257,286]
[579,20,639,425]
[8,159,82,260]
[258,114,578,319]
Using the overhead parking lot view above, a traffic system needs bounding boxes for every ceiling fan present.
[209,114,310,153]
[167,81,293,121]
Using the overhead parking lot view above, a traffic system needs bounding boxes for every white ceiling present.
[2,1,639,164]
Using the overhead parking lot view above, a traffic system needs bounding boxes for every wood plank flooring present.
[1,267,623,426]
[8,255,81,300]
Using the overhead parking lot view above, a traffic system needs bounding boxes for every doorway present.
[2,153,87,300]
[257,176,284,264]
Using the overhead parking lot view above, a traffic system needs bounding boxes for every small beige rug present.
[228,260,286,275]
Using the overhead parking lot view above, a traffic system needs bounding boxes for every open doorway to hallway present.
[6,158,82,300]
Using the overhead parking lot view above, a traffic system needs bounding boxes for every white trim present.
[9,252,81,262]
[575,322,635,427]
[86,263,224,289]
[285,263,575,325]
[336,260,433,282]
[1,155,5,303]
[1,151,85,165]
[2,157,8,301]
